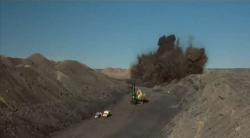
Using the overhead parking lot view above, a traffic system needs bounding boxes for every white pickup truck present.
[102,110,111,118]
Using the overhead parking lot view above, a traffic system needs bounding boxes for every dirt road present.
[51,88,179,138]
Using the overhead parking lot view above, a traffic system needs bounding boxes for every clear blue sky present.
[1,1,250,69]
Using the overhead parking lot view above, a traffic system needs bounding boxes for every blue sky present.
[1,1,250,69]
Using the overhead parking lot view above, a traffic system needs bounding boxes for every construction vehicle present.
[94,110,111,119]
[94,112,102,119]
[130,82,137,104]
[102,110,111,118]
[136,88,146,102]
[130,82,146,104]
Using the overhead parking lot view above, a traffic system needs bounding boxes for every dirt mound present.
[27,53,50,64]
[160,69,250,138]
[100,68,130,80]
[0,54,127,138]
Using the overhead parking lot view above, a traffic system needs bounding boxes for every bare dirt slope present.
[0,54,127,138]
[160,69,250,138]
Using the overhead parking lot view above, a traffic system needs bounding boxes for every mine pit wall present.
[159,70,250,138]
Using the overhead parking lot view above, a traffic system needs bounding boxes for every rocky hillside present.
[159,69,250,138]
[0,54,127,138]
